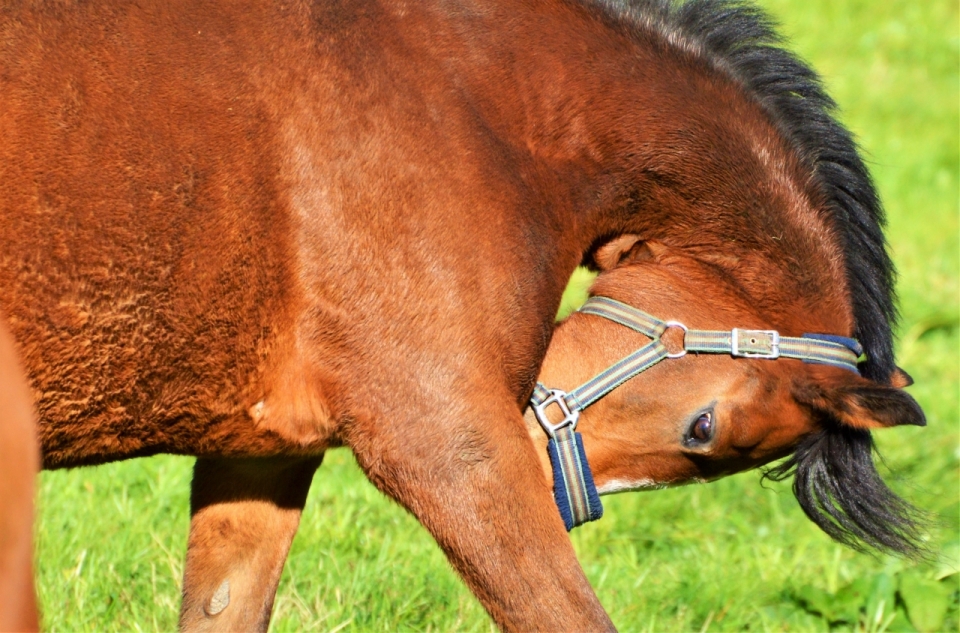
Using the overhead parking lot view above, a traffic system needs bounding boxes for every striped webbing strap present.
[546,426,603,531]
[579,295,862,369]
[529,295,862,529]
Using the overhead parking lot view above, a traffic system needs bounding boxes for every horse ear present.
[889,366,914,388]
[591,235,666,270]
[793,366,925,430]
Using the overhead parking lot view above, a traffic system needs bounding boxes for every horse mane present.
[590,0,921,555]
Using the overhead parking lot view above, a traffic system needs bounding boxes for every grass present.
[35,0,958,630]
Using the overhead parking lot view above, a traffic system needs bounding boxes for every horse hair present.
[762,427,926,558]
[593,0,921,555]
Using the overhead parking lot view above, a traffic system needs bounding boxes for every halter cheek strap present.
[531,391,603,531]
[530,295,863,531]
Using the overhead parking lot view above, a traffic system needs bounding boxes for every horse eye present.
[687,411,714,445]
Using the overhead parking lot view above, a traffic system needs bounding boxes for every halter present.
[531,295,863,531]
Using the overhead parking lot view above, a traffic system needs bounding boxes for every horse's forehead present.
[722,364,819,447]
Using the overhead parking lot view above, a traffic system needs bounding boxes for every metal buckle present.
[532,389,581,438]
[662,321,688,359]
[731,328,781,359]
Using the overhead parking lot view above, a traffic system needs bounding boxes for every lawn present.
[35,0,959,631]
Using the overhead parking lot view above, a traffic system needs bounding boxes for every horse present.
[0,0,924,629]
[0,320,39,632]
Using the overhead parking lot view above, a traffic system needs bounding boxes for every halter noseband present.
[531,295,863,531]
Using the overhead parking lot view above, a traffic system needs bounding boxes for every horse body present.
[0,0,921,629]
[3,0,850,463]
[4,0,586,466]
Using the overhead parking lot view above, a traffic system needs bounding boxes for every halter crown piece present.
[531,295,863,531]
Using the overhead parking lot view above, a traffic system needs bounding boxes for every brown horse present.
[0,321,39,633]
[0,0,923,630]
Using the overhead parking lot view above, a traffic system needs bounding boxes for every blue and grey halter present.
[530,295,863,531]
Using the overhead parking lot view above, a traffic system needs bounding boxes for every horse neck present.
[437,0,854,335]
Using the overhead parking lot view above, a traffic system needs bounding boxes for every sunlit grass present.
[35,0,958,630]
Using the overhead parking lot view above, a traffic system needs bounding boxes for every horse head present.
[529,246,924,554]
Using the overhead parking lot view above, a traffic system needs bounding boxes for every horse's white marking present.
[597,477,707,495]
[205,579,230,617]
[597,478,663,494]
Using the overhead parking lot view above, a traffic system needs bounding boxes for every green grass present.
[35,1,958,630]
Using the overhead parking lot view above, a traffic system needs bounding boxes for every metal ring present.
[662,320,688,358]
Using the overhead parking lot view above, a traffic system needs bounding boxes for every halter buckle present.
[662,321,689,359]
[731,328,781,359]
[532,389,581,438]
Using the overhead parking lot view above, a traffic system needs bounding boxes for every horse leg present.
[179,456,322,632]
[348,407,615,631]
[0,322,39,632]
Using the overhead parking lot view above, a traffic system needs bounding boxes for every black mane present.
[594,0,923,555]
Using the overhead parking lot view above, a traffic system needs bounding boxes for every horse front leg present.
[179,456,322,632]
[347,405,615,632]
[0,322,39,632]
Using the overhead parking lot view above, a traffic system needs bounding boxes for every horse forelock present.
[591,0,897,384]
